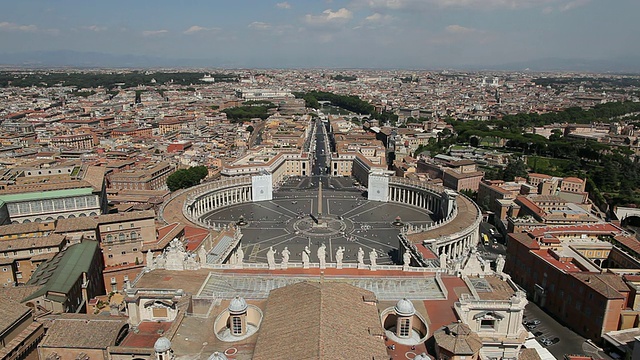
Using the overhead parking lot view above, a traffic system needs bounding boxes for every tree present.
[246,125,254,133]
[469,136,480,147]
[503,158,528,181]
[166,166,209,192]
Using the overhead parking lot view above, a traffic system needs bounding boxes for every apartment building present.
[108,162,175,191]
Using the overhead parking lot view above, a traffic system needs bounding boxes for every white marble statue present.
[336,246,344,269]
[146,250,154,270]
[439,251,448,269]
[198,246,207,265]
[317,243,327,269]
[403,251,411,271]
[281,247,290,269]
[266,246,276,270]
[357,247,365,269]
[236,246,244,267]
[302,246,311,269]
[496,254,505,274]
[369,249,378,270]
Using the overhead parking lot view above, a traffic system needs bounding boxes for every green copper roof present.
[0,187,94,204]
[24,241,99,303]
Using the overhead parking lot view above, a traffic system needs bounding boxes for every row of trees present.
[0,71,238,89]
[166,166,208,192]
[293,91,376,115]
[222,102,276,123]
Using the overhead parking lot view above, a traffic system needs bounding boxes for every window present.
[121,251,126,255]
[123,275,129,281]
[132,248,138,252]
[399,318,411,337]
[119,225,123,230]
[106,234,113,242]
[119,233,125,241]
[2,268,6,272]
[111,277,116,283]
[232,316,242,335]
[480,319,495,330]
[108,254,113,258]
[131,232,137,240]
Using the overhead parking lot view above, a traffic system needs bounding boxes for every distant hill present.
[462,56,640,73]
[0,50,638,73]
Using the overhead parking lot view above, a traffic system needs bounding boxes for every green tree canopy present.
[166,166,209,192]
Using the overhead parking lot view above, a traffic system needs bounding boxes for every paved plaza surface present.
[197,272,445,301]
[201,175,435,265]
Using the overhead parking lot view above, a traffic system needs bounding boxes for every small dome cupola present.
[228,296,248,315]
[154,337,171,353]
[394,298,416,317]
[154,336,174,360]
[207,352,229,360]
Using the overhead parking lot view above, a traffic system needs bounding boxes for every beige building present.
[454,275,529,359]
[108,162,175,191]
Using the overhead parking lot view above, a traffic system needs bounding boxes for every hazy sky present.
[1,0,638,68]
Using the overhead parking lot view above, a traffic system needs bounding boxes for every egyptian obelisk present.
[317,181,323,219]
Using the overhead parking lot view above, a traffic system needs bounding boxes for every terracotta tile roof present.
[97,210,155,225]
[184,226,209,252]
[82,166,106,192]
[508,233,539,249]
[143,223,185,252]
[253,281,389,360]
[532,250,582,273]
[54,217,98,233]
[613,235,640,255]
[0,296,31,334]
[528,223,623,238]
[0,222,44,237]
[433,322,482,355]
[0,234,66,252]
[519,348,543,360]
[515,196,546,217]
[570,273,627,299]
[39,316,128,349]
[563,177,584,183]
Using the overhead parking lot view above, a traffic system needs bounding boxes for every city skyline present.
[1,0,639,70]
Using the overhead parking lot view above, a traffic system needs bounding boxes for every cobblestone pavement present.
[201,177,434,265]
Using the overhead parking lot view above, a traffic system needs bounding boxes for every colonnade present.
[389,178,482,266]
[436,232,479,260]
[188,185,253,219]
[388,185,441,214]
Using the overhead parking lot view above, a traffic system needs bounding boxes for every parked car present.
[524,319,541,326]
[533,331,543,337]
[540,337,560,347]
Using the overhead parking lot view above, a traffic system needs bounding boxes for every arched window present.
[106,234,113,242]
[131,232,137,239]
[119,233,126,241]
